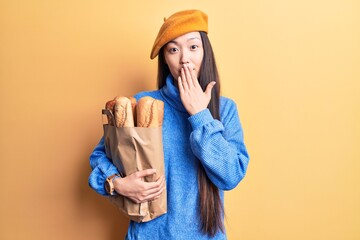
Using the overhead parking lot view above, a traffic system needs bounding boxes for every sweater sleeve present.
[88,137,119,195]
[188,99,249,190]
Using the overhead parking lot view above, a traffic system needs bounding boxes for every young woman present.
[89,9,249,239]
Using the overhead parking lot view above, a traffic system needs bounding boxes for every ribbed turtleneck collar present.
[160,75,187,112]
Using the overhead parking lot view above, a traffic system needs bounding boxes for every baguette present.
[105,98,116,126]
[129,97,137,124]
[136,96,164,127]
[114,97,135,127]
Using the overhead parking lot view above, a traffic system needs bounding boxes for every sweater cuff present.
[188,109,214,129]
[104,168,120,178]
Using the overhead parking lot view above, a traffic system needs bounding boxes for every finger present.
[155,175,165,189]
[145,178,166,200]
[129,197,142,204]
[188,65,198,88]
[184,65,194,88]
[135,168,156,178]
[205,81,216,97]
[181,67,189,91]
[178,76,184,94]
[136,177,165,202]
[143,176,165,195]
[141,188,164,202]
[139,174,164,190]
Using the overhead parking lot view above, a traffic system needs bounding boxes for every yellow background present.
[1,0,359,239]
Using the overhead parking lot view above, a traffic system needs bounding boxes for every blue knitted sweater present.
[88,75,249,239]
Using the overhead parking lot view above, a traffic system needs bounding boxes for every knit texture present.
[88,75,249,239]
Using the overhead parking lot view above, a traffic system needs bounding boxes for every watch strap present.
[105,173,121,195]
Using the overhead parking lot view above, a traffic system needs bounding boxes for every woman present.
[89,9,249,239]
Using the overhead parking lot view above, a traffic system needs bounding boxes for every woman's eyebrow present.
[187,37,201,41]
[167,40,178,45]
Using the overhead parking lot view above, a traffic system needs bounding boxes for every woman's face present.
[163,31,204,81]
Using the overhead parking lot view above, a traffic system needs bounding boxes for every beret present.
[150,9,208,59]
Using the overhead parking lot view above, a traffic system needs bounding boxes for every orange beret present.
[150,9,208,59]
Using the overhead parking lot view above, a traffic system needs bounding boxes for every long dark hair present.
[157,31,224,237]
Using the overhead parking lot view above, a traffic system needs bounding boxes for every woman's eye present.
[190,45,198,50]
[169,48,178,53]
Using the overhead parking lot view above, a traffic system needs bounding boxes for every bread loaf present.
[105,96,163,128]
[114,97,135,127]
[136,96,164,127]
[105,98,116,126]
[129,97,137,124]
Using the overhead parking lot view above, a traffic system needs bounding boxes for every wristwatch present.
[105,173,121,195]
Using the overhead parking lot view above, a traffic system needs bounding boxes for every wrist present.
[188,106,207,116]
[104,173,121,195]
[188,108,213,128]
[113,176,123,194]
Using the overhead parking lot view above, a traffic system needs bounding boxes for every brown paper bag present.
[102,109,167,222]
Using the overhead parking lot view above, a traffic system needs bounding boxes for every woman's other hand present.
[113,169,165,203]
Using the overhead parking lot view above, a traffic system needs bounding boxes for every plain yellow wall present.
[1,0,359,239]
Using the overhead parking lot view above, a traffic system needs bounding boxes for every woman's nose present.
[180,52,190,65]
